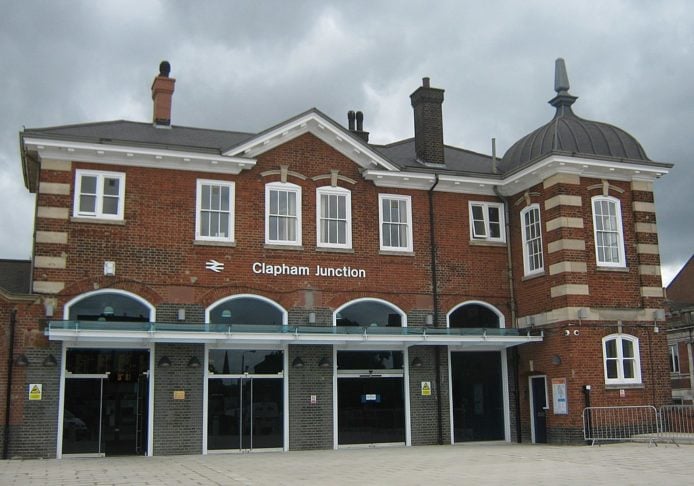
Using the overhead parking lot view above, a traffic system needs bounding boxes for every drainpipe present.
[428,175,443,444]
[493,156,519,441]
[3,309,18,459]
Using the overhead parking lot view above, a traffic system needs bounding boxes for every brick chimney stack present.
[151,61,175,126]
[410,77,445,164]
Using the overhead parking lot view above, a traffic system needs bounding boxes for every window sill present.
[379,250,415,257]
[596,266,630,273]
[522,271,546,281]
[469,239,506,247]
[194,240,236,247]
[264,244,304,251]
[71,217,125,226]
[604,383,644,390]
[316,247,355,254]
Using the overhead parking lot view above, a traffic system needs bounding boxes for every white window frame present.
[195,179,235,243]
[469,201,505,242]
[265,182,302,246]
[378,194,413,252]
[602,334,642,385]
[316,186,352,249]
[520,204,544,276]
[73,169,126,220]
[591,195,626,268]
[669,344,680,374]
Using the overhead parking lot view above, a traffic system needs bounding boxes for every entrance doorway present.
[529,375,548,443]
[207,349,284,452]
[62,349,149,456]
[336,351,405,446]
[450,351,504,442]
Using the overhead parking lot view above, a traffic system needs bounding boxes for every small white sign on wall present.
[552,378,567,415]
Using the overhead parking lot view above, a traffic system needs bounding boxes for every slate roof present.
[22,120,255,154]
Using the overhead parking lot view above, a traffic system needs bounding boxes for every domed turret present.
[499,59,649,173]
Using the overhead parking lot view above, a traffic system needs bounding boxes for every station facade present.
[1,59,673,458]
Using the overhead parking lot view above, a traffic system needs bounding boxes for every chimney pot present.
[356,111,364,131]
[347,110,356,131]
[151,61,175,126]
[422,77,430,88]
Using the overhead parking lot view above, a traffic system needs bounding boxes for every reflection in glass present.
[336,301,402,327]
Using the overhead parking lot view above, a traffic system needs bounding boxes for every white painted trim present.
[223,111,398,172]
[204,294,288,325]
[602,333,643,385]
[202,343,209,455]
[591,195,627,268]
[56,343,66,458]
[195,179,235,243]
[333,297,408,328]
[520,204,544,277]
[446,300,506,328]
[57,342,154,458]
[283,345,289,452]
[315,186,352,249]
[24,137,255,175]
[378,194,414,253]
[501,350,511,442]
[469,201,506,243]
[403,346,412,447]
[73,169,126,221]
[63,288,156,321]
[265,182,302,247]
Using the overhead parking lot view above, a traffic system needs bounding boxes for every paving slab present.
[1,442,692,485]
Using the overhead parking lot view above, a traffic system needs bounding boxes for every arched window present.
[334,298,405,327]
[448,302,502,329]
[592,195,626,267]
[207,294,286,325]
[520,203,543,276]
[65,290,153,322]
[602,334,641,385]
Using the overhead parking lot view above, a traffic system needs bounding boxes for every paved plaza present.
[1,442,692,485]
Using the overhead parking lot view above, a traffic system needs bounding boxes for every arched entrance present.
[448,302,506,442]
[205,295,287,452]
[334,298,407,447]
[61,290,154,457]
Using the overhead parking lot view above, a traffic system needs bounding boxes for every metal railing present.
[582,406,659,446]
[583,405,694,446]
[658,405,694,445]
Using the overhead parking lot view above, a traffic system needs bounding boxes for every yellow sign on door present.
[29,384,42,401]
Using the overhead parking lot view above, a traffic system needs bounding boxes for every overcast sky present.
[1,0,692,285]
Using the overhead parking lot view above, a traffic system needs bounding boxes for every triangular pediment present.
[223,109,399,172]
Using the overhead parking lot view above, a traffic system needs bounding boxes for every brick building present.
[665,256,694,404]
[1,59,673,458]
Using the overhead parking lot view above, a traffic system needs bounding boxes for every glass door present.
[207,349,284,452]
[63,376,107,455]
[451,351,504,442]
[336,350,405,446]
[207,377,283,451]
[62,349,150,456]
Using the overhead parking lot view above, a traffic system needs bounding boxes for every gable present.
[223,109,399,172]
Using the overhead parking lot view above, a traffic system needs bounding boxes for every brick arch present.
[446,300,505,329]
[333,297,407,327]
[62,288,157,321]
[58,278,163,310]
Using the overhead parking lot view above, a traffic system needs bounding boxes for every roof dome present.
[499,59,649,173]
